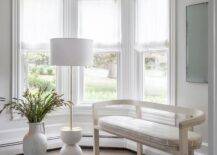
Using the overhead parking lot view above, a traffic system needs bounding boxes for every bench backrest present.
[92,99,205,128]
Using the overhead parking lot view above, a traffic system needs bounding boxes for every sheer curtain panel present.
[135,0,170,52]
[78,0,121,52]
[20,0,63,52]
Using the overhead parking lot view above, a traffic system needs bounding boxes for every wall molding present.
[208,0,216,154]
[0,135,125,155]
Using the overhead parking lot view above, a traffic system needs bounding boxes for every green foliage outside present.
[93,53,117,68]
[24,52,55,92]
[30,66,55,75]
[25,52,49,65]
[24,52,167,104]
[84,76,117,102]
[28,73,55,91]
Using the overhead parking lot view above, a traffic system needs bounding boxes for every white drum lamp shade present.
[50,38,93,66]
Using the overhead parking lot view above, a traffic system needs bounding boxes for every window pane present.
[84,53,117,102]
[22,52,56,92]
[136,0,169,51]
[78,0,121,51]
[143,51,167,104]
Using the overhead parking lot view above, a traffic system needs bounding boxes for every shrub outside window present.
[22,52,56,92]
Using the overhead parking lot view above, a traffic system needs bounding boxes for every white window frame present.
[12,0,176,118]
[169,0,176,106]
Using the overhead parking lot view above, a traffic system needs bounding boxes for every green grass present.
[84,76,117,102]
[27,66,166,104]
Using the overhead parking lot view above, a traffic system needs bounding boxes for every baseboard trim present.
[0,135,208,155]
[0,135,125,155]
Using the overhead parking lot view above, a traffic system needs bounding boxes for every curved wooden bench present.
[92,100,205,155]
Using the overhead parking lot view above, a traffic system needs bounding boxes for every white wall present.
[0,0,11,105]
[0,0,14,128]
[176,0,208,146]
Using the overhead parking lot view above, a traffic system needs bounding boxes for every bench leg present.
[189,149,194,155]
[93,128,100,155]
[171,151,180,155]
[171,149,193,155]
[137,143,143,155]
[179,128,188,155]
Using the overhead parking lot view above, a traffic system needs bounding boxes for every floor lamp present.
[50,38,93,155]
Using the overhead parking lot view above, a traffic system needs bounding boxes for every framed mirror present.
[186,2,208,83]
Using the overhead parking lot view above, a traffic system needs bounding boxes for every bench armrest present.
[179,110,205,129]
[178,111,205,154]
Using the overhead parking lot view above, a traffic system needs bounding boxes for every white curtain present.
[20,0,62,52]
[78,0,121,52]
[135,0,170,52]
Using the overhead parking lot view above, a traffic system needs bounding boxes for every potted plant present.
[0,87,68,155]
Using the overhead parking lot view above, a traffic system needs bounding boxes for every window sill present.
[12,103,175,126]
[49,103,132,117]
[50,103,175,118]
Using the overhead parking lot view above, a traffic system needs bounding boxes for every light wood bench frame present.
[92,100,205,155]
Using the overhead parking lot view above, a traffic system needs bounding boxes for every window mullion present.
[120,0,136,99]
[137,52,144,100]
[62,0,79,104]
[168,0,176,106]
[12,0,20,100]
[63,0,78,38]
[78,67,84,102]
[117,53,122,99]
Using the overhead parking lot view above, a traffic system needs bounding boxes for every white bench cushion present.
[99,116,202,150]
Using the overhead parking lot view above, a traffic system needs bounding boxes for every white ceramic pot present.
[23,122,47,155]
[60,127,82,155]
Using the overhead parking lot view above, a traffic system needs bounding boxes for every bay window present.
[13,0,175,106]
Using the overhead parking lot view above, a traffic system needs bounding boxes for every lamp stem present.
[69,66,73,130]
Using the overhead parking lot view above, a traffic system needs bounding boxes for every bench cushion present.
[99,116,202,150]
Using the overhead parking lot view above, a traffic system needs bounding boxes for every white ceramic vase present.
[60,127,82,155]
[23,122,47,155]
